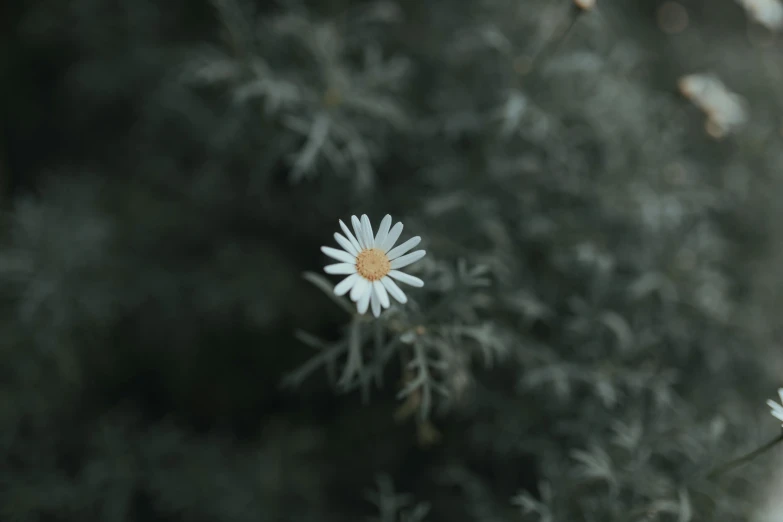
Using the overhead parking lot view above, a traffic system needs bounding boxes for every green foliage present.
[3,0,783,521]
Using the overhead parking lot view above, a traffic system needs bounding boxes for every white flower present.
[678,73,748,139]
[768,388,783,425]
[737,0,783,31]
[321,214,426,318]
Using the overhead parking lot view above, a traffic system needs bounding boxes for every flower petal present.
[351,215,366,249]
[325,263,356,275]
[390,250,426,269]
[374,215,392,248]
[370,287,381,317]
[387,236,421,260]
[334,273,359,296]
[381,222,403,252]
[769,399,783,422]
[373,280,390,308]
[339,219,363,253]
[321,246,356,264]
[361,214,374,248]
[389,270,424,287]
[334,233,359,256]
[381,276,407,304]
[357,285,372,314]
[350,277,369,302]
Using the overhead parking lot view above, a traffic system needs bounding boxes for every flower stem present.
[706,431,783,480]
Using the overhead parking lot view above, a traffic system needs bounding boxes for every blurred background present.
[3,0,783,521]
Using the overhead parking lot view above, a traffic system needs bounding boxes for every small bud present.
[574,0,596,10]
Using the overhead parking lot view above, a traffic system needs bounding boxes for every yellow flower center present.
[355,248,390,281]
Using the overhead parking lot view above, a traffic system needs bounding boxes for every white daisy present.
[737,0,783,31]
[768,388,783,425]
[321,214,426,318]
[678,74,748,138]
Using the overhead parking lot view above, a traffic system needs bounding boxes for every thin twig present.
[705,431,783,480]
